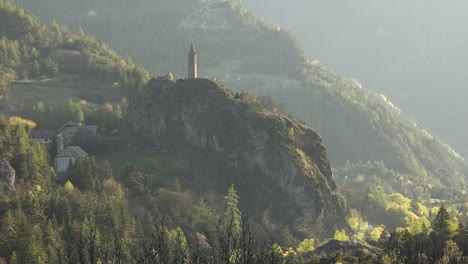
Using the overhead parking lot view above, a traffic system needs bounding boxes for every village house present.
[31,130,57,152]
[58,121,98,146]
[54,146,88,174]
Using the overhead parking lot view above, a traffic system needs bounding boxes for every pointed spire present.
[189,41,196,54]
[188,41,198,79]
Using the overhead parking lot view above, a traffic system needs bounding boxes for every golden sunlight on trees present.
[8,116,36,129]
[333,229,349,241]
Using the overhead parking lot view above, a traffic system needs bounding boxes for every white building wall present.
[54,157,76,173]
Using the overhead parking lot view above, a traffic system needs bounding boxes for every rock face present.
[125,78,347,237]
[0,159,15,189]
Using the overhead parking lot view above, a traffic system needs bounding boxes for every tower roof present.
[189,42,196,54]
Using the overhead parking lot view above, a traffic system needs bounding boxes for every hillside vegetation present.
[0,0,152,132]
[3,1,468,262]
[124,78,347,238]
[0,0,345,254]
[15,0,468,191]
[0,0,149,109]
[12,0,468,232]
[244,0,468,158]
[17,0,303,78]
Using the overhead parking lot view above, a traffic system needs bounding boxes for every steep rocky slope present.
[124,78,347,237]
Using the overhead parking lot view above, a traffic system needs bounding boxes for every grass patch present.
[93,147,205,185]
[11,77,125,107]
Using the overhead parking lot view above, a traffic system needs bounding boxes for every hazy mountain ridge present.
[298,60,468,189]
[244,0,468,158]
[17,0,302,78]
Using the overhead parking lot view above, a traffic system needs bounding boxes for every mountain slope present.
[0,0,348,240]
[244,0,468,158]
[0,0,150,106]
[17,0,468,191]
[16,0,303,78]
[124,77,347,238]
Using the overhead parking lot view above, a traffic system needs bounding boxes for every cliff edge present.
[124,78,347,237]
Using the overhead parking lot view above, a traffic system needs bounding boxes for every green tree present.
[10,251,18,264]
[36,101,45,112]
[68,157,100,191]
[51,19,62,40]
[31,59,40,79]
[223,184,241,235]
[166,72,174,81]
[77,27,86,38]
[297,238,315,253]
[334,229,349,241]
[67,100,85,123]
[0,210,16,258]
[97,160,113,180]
[40,58,59,78]
[170,227,189,263]
[434,204,450,234]
[0,115,13,159]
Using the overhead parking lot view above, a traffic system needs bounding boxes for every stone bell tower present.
[188,42,198,79]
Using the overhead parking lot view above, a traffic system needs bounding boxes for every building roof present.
[58,121,97,135]
[56,146,88,158]
[58,121,81,132]
[32,130,57,138]
[79,125,98,134]
[189,42,196,54]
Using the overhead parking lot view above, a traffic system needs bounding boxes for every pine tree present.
[434,203,450,233]
[98,160,113,180]
[223,184,241,235]
[41,58,59,78]
[31,59,40,79]
[170,227,189,263]
[0,115,13,160]
[0,210,16,258]
[51,19,62,41]
[10,125,31,180]
[10,251,18,264]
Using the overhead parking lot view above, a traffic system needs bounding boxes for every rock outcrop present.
[0,159,15,189]
[124,78,347,237]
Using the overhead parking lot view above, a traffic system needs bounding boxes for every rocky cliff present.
[124,78,347,237]
[0,159,15,189]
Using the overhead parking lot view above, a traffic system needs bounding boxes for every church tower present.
[188,42,198,79]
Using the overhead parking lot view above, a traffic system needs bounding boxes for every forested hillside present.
[244,0,468,158]
[9,0,468,238]
[15,0,468,191]
[0,2,352,262]
[0,0,151,131]
[0,0,149,88]
[0,114,312,263]
[3,0,468,262]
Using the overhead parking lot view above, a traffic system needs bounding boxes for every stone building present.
[31,130,57,152]
[57,121,97,146]
[54,146,88,173]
